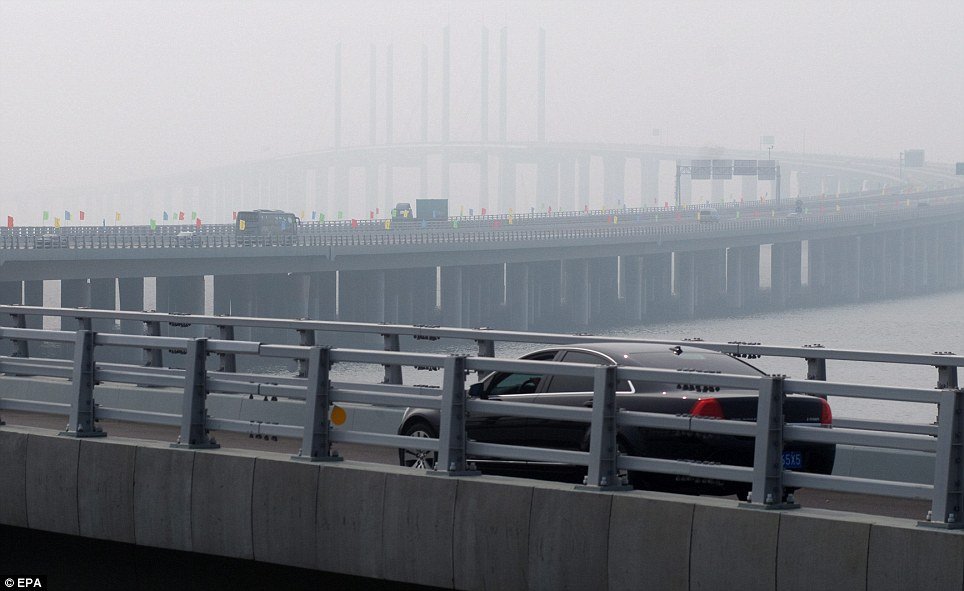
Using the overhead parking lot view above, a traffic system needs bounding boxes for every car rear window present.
[623,350,763,376]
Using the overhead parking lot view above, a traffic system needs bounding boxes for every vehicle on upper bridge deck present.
[235,209,299,244]
[696,207,721,222]
[399,342,835,498]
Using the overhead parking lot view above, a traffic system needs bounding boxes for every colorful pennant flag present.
[115,212,121,222]
[64,210,71,221]
[150,219,157,230]
[311,211,317,220]
[191,211,197,220]
[318,213,325,222]
[54,217,61,228]
[384,219,391,230]
[163,211,169,221]
[178,211,185,221]
[195,217,201,229]
[79,211,85,221]
[42,211,49,221]
[6,215,13,228]
[350,219,358,228]
[239,220,246,231]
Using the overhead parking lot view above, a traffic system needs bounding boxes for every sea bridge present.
[1,186,962,334]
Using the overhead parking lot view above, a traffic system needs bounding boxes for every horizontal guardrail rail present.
[1,322,962,528]
[3,306,960,390]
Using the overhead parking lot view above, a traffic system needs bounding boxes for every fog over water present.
[2,0,963,211]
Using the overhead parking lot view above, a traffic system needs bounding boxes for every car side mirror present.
[468,382,486,399]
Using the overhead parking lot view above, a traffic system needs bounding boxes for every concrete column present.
[155,276,204,314]
[440,266,463,327]
[0,281,20,305]
[410,267,438,325]
[505,262,530,331]
[60,279,89,309]
[647,252,674,317]
[23,281,43,328]
[89,278,116,333]
[694,249,727,314]
[383,269,415,325]
[620,255,644,322]
[806,240,829,304]
[742,176,758,202]
[603,156,625,209]
[559,157,576,212]
[562,260,589,328]
[308,272,337,320]
[640,157,660,206]
[338,270,384,323]
[117,277,144,337]
[530,261,561,329]
[726,247,748,310]
[155,276,204,338]
[770,243,789,308]
[674,251,696,317]
[589,257,618,325]
[475,264,504,328]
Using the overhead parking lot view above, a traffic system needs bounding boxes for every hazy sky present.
[1,0,962,196]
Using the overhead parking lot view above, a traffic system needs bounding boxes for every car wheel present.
[398,420,438,469]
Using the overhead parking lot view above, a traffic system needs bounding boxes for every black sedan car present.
[398,342,835,497]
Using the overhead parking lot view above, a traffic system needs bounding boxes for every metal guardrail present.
[1,314,962,528]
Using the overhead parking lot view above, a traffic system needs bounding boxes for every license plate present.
[783,451,803,470]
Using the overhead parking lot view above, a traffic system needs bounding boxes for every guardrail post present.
[475,339,495,379]
[382,333,402,385]
[746,376,797,509]
[10,313,28,358]
[171,338,218,449]
[583,365,631,490]
[296,328,315,377]
[217,324,236,372]
[60,330,105,438]
[921,388,964,529]
[143,320,162,368]
[433,355,478,476]
[292,346,342,462]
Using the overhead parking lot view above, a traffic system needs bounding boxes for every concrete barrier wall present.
[1,426,962,591]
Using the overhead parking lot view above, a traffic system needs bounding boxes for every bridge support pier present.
[89,278,116,333]
[563,259,590,328]
[695,249,727,315]
[307,272,336,321]
[589,257,618,325]
[727,246,760,311]
[23,281,43,329]
[118,278,144,340]
[505,263,529,331]
[155,276,204,337]
[60,279,89,313]
[440,267,463,327]
[674,251,696,317]
[410,267,438,325]
[339,270,384,324]
[640,157,660,206]
[770,242,801,309]
[530,261,560,329]
[603,156,625,209]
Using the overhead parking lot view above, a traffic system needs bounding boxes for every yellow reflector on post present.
[330,405,347,426]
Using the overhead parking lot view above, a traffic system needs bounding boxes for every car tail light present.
[819,398,833,426]
[690,397,725,419]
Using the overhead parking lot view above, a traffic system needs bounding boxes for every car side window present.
[487,372,544,396]
[546,351,632,393]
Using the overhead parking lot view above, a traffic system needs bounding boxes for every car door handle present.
[583,401,593,408]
